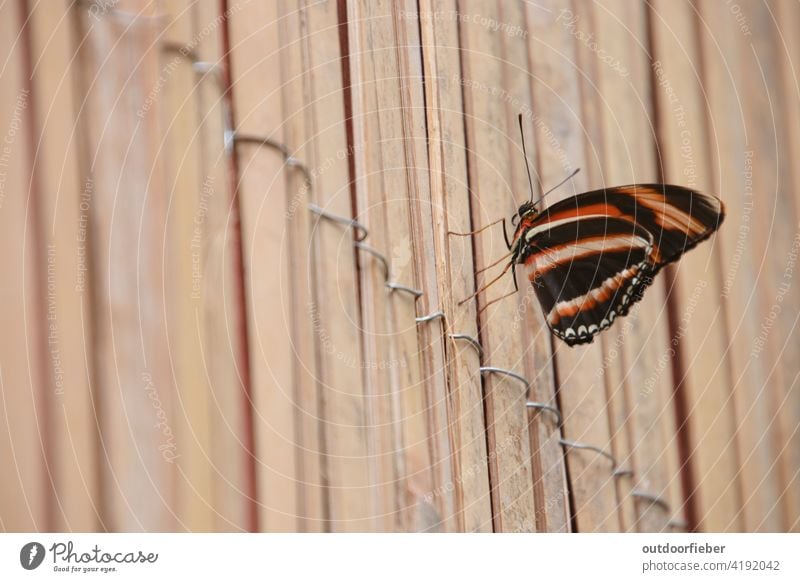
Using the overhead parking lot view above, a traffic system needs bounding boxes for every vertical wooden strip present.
[649,0,742,532]
[346,0,401,531]
[772,0,800,531]
[26,0,100,531]
[501,0,571,534]
[78,0,177,530]
[277,1,325,532]
[193,0,253,532]
[526,0,621,532]
[421,0,494,533]
[695,0,783,532]
[228,0,299,532]
[417,0,493,532]
[736,1,800,531]
[457,0,538,532]
[294,0,373,531]
[0,0,47,532]
[158,0,216,532]
[570,0,637,533]
[588,0,685,532]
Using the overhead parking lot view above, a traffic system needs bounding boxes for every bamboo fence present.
[0,0,798,532]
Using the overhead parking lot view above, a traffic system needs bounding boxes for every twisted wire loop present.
[559,438,633,478]
[415,310,445,324]
[355,242,390,279]
[525,401,563,427]
[479,367,562,425]
[232,133,313,186]
[230,133,425,298]
[354,243,424,299]
[311,204,369,242]
[449,333,483,359]
[386,282,424,298]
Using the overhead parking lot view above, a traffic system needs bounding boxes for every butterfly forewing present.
[516,184,724,346]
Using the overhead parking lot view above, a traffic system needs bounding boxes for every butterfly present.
[459,116,725,347]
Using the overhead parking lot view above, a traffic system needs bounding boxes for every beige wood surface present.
[649,0,742,532]
[418,0,494,532]
[229,0,301,532]
[526,0,621,532]
[0,0,48,532]
[457,0,540,532]
[77,0,177,530]
[27,0,100,531]
[589,0,685,532]
[0,0,796,534]
[192,0,254,533]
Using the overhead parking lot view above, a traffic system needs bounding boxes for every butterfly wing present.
[520,216,657,345]
[527,184,725,267]
[518,185,724,346]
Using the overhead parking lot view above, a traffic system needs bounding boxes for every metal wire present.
[387,282,424,298]
[415,310,445,324]
[310,204,369,242]
[559,438,633,478]
[449,333,483,358]
[479,366,529,390]
[525,401,563,426]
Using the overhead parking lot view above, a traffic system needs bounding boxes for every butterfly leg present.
[475,249,515,275]
[478,288,519,315]
[458,260,514,305]
[476,261,520,313]
[448,217,503,237]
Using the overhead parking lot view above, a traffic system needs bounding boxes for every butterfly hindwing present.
[520,216,658,346]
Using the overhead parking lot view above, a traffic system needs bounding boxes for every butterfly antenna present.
[535,167,581,208]
[518,114,537,204]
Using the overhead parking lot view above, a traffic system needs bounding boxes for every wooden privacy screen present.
[0,0,798,532]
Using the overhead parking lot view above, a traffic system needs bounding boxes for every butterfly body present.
[508,184,724,346]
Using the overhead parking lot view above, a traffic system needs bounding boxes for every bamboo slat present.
[526,0,621,532]
[570,0,638,533]
[289,0,374,531]
[192,0,254,532]
[347,0,402,531]
[277,1,326,533]
[26,0,99,531]
[228,0,300,532]
[587,0,685,533]
[158,0,216,532]
[457,0,539,533]
[649,0,742,532]
[417,0,494,532]
[0,0,47,532]
[400,2,460,531]
[77,0,177,530]
[772,0,800,532]
[736,1,800,532]
[696,0,782,533]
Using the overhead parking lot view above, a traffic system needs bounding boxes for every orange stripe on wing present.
[616,185,710,236]
[546,265,640,326]
[524,234,651,277]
